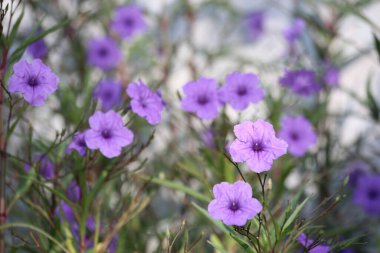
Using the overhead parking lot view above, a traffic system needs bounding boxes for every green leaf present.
[6,8,24,47]
[283,197,309,233]
[366,76,379,121]
[230,233,255,253]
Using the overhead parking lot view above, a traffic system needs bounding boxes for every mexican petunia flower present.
[87,37,122,70]
[66,181,81,203]
[127,80,165,125]
[208,181,262,226]
[94,79,123,111]
[245,11,265,40]
[352,174,380,216]
[283,18,305,44]
[229,120,288,173]
[85,111,134,158]
[278,115,317,157]
[297,233,331,253]
[26,28,48,59]
[279,69,320,96]
[219,72,264,111]
[110,5,146,40]
[345,160,370,188]
[181,77,220,120]
[8,59,59,106]
[67,132,87,156]
[323,62,340,87]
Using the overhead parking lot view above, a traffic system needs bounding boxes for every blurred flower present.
[345,160,370,188]
[27,39,48,59]
[279,69,320,96]
[245,11,265,40]
[219,72,264,111]
[56,200,76,223]
[85,111,134,158]
[297,233,331,253]
[67,132,87,156]
[110,4,146,40]
[339,249,356,253]
[208,181,262,226]
[353,174,380,216]
[8,59,59,106]
[94,79,123,111]
[38,155,55,179]
[66,181,81,203]
[229,120,288,173]
[108,236,118,253]
[278,115,317,157]
[201,128,215,149]
[181,77,220,120]
[323,62,340,87]
[127,80,165,125]
[283,18,305,44]
[87,37,122,70]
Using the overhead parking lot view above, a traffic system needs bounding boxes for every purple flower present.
[67,132,87,156]
[219,72,264,111]
[94,79,123,111]
[56,200,76,223]
[87,37,122,70]
[127,80,165,125]
[352,174,380,216]
[339,249,356,253]
[278,115,317,157]
[85,111,134,158]
[110,5,146,40]
[283,18,305,44]
[208,181,262,226]
[297,233,331,253]
[201,129,215,149]
[345,161,369,188]
[181,77,220,120]
[38,155,55,179]
[323,62,340,87]
[229,120,288,173]
[279,69,320,96]
[27,39,48,59]
[8,59,59,106]
[246,11,265,40]
[108,236,118,253]
[66,182,81,203]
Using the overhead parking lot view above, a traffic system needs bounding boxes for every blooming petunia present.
[87,37,122,70]
[279,69,320,96]
[219,72,264,111]
[352,174,380,216]
[229,120,288,173]
[85,111,134,158]
[127,80,165,125]
[27,39,48,59]
[297,233,331,253]
[110,5,146,40]
[245,11,265,40]
[283,18,305,44]
[181,77,220,120]
[8,59,59,106]
[345,160,370,188]
[67,132,87,156]
[94,79,123,111]
[278,115,317,157]
[208,181,262,226]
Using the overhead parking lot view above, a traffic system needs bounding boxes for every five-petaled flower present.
[181,77,220,120]
[110,4,146,40]
[229,120,288,173]
[279,69,320,96]
[127,80,165,125]
[278,115,317,157]
[8,59,59,106]
[353,174,380,216]
[94,79,123,111]
[67,132,87,156]
[208,181,263,226]
[87,37,122,70]
[85,111,134,158]
[219,72,264,111]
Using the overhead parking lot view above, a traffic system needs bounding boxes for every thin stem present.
[223,153,246,182]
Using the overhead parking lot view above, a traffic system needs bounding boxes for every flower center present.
[229,201,240,212]
[237,85,247,96]
[27,77,39,87]
[124,18,134,27]
[103,90,113,100]
[197,95,209,105]
[368,189,379,200]
[252,141,263,152]
[290,132,299,141]
[101,129,112,139]
[78,138,87,147]
[98,47,109,57]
